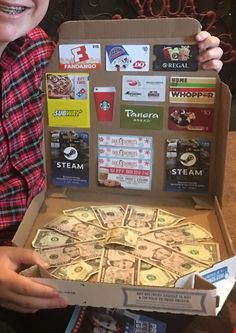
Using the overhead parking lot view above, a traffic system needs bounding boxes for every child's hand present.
[0,247,67,313]
[196,31,223,72]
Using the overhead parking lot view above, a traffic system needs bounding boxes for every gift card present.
[46,73,90,128]
[59,44,101,70]
[98,134,153,191]
[165,139,211,193]
[106,44,150,71]
[121,104,164,130]
[168,107,214,132]
[169,77,216,104]
[122,75,166,102]
[50,131,89,188]
[153,44,198,71]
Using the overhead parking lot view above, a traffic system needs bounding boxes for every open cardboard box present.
[13,18,236,316]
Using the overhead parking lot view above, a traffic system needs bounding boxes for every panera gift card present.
[121,105,164,130]
[166,139,211,193]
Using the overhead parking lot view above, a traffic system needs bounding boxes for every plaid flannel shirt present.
[0,27,55,245]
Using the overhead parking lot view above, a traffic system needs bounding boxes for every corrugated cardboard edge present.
[12,191,45,247]
[214,82,232,205]
[58,18,202,40]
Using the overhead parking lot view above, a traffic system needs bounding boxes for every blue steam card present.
[50,130,89,188]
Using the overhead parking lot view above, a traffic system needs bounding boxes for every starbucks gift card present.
[166,139,211,193]
[50,131,89,188]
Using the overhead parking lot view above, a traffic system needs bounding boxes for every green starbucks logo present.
[100,100,110,111]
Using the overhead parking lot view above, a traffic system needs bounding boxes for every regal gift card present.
[169,77,216,104]
[165,139,211,193]
[168,107,214,132]
[50,131,89,188]
[153,44,198,71]
[59,44,101,70]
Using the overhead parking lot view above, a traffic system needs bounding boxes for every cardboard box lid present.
[44,18,231,205]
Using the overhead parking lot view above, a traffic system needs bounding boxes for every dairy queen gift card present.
[106,44,150,71]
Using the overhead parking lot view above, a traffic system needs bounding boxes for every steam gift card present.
[166,139,211,193]
[50,131,89,187]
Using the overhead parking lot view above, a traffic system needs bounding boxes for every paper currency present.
[92,205,125,228]
[51,259,95,281]
[122,205,158,234]
[126,238,208,276]
[137,261,177,287]
[142,223,213,246]
[63,206,98,224]
[44,215,106,241]
[85,257,101,273]
[37,240,104,267]
[157,209,185,227]
[173,242,220,264]
[104,227,139,248]
[98,248,137,284]
[32,204,217,285]
[32,229,78,249]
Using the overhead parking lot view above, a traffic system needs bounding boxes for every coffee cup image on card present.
[94,87,116,121]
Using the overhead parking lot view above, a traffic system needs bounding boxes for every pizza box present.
[13,18,236,316]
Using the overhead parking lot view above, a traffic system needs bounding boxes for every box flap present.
[58,18,202,40]
[12,191,45,247]
[199,256,236,314]
[214,82,232,205]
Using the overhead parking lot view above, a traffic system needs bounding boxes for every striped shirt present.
[0,27,55,245]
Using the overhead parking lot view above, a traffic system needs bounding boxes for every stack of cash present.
[32,205,220,287]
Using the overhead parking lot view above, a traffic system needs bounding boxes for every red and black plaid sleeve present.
[0,27,55,245]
